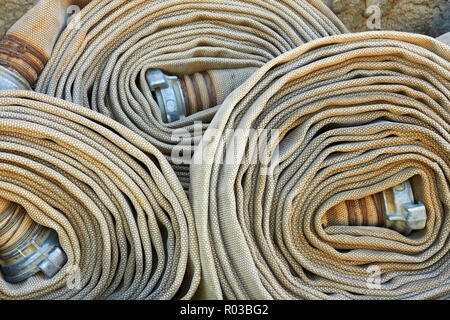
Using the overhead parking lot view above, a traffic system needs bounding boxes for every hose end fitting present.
[146,68,256,123]
[0,35,47,87]
[0,65,31,90]
[0,202,67,283]
[146,69,186,123]
[382,180,427,235]
[324,180,427,236]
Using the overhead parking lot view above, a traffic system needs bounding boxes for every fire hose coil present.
[0,90,200,299]
[35,0,348,188]
[190,32,450,299]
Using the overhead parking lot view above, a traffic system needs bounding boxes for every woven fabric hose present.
[0,90,200,299]
[35,0,347,188]
[190,32,450,300]
[0,0,91,87]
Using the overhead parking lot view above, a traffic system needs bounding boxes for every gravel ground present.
[323,0,450,37]
[0,1,448,41]
[0,0,37,38]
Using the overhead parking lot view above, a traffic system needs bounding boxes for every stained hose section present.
[0,90,200,299]
[0,0,91,86]
[35,0,348,188]
[190,32,450,299]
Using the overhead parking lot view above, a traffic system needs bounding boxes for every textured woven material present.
[190,32,450,300]
[0,0,92,86]
[0,90,200,299]
[7,0,91,60]
[35,0,348,188]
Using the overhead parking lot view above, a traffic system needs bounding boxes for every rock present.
[431,1,450,37]
[0,0,37,38]
[322,0,450,37]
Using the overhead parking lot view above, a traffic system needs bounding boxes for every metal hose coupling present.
[382,180,427,235]
[0,65,31,90]
[146,68,256,123]
[0,18,68,282]
[0,88,67,283]
[0,200,67,283]
[324,179,427,235]
[0,35,47,87]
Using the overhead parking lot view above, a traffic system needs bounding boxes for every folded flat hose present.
[0,90,200,299]
[0,0,91,87]
[0,0,92,285]
[35,0,348,188]
[190,32,450,299]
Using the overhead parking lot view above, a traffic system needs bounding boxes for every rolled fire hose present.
[0,0,198,298]
[190,32,450,299]
[35,0,348,188]
[0,0,93,285]
[0,90,200,299]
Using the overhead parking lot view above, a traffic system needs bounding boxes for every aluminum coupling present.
[146,68,256,123]
[0,202,67,283]
[382,180,427,235]
[146,69,187,123]
[0,65,31,90]
[324,179,427,236]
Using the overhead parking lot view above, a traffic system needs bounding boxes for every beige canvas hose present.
[0,90,200,299]
[35,0,348,188]
[0,0,91,86]
[190,31,450,300]
[0,0,92,287]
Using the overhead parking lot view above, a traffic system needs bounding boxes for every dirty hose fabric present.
[190,32,450,299]
[0,90,200,299]
[35,0,347,188]
[0,0,91,85]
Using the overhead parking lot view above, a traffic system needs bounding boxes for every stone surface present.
[0,1,448,42]
[323,0,450,37]
[0,0,37,38]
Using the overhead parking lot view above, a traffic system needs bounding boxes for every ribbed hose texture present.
[35,0,348,189]
[0,90,200,299]
[0,0,91,85]
[190,32,450,300]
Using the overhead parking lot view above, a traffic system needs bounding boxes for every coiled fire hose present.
[0,89,200,299]
[190,32,450,299]
[35,0,348,188]
[0,0,92,286]
[0,0,198,298]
